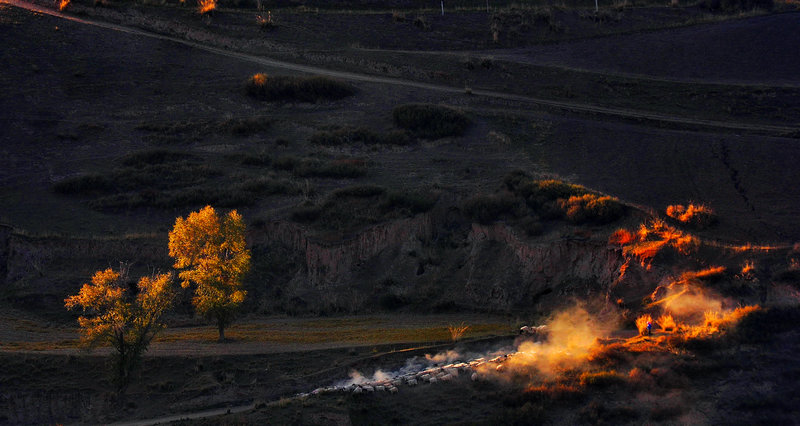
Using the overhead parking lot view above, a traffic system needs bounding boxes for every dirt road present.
[3,0,798,136]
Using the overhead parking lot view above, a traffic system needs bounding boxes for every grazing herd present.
[297,325,549,398]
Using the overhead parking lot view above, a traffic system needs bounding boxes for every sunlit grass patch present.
[154,322,507,345]
[666,203,717,229]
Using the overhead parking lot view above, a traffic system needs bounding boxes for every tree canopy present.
[65,267,175,393]
[168,205,250,341]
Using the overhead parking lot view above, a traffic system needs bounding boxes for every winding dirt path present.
[3,0,798,136]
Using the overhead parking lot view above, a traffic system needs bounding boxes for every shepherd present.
[646,321,652,336]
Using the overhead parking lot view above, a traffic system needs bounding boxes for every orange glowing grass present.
[197,0,216,14]
[635,314,652,336]
[58,0,70,11]
[620,219,698,267]
[657,314,676,332]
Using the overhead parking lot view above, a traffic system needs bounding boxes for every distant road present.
[2,0,799,136]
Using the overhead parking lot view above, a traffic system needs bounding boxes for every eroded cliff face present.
[0,231,167,310]
[254,214,434,288]
[460,223,627,311]
[0,214,651,314]
[254,215,637,313]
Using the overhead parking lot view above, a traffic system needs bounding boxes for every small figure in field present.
[646,321,652,336]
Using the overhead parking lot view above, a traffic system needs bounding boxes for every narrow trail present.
[3,0,799,136]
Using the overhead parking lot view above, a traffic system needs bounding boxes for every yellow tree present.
[168,205,250,341]
[65,268,175,393]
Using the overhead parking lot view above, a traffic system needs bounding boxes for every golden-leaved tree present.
[65,267,175,393]
[168,205,250,341]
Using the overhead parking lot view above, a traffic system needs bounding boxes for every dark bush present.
[702,0,772,10]
[558,194,625,224]
[310,127,412,146]
[272,156,367,178]
[393,104,470,139]
[381,190,438,214]
[54,174,115,195]
[379,294,407,310]
[239,153,272,166]
[520,216,543,236]
[515,179,587,206]
[503,169,532,192]
[291,203,323,223]
[330,185,386,199]
[463,193,520,224]
[245,73,355,102]
[120,150,193,167]
[303,158,367,178]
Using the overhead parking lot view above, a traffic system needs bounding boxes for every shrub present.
[463,193,519,225]
[636,314,652,335]
[291,203,322,223]
[304,158,367,178]
[238,153,272,166]
[54,174,114,195]
[309,127,411,146]
[272,156,367,178]
[579,370,626,387]
[245,73,355,102]
[658,314,677,332]
[515,179,587,208]
[379,294,407,310]
[609,229,635,245]
[120,150,193,167]
[330,185,386,199]
[558,194,624,224]
[503,170,531,192]
[413,15,429,30]
[666,203,717,229]
[198,0,216,14]
[380,190,438,214]
[520,216,543,236]
[702,0,772,10]
[392,104,470,139]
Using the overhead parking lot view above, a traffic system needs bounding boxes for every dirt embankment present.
[1,210,634,315]
[251,207,633,313]
[255,213,434,288]
[0,229,168,312]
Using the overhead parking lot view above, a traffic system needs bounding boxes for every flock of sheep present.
[296,325,549,398]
